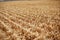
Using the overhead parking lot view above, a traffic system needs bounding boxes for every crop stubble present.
[0,1,60,40]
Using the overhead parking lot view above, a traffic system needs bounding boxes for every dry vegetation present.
[0,1,60,40]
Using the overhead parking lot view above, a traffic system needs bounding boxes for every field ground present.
[0,1,60,40]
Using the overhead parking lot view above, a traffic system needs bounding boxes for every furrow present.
[0,13,38,36]
[0,9,36,28]
[4,7,37,23]
[0,20,8,32]
[0,13,17,31]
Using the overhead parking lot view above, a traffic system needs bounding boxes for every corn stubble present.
[0,1,60,40]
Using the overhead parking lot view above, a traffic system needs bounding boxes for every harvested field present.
[0,1,60,40]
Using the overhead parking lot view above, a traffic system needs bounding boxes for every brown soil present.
[0,1,60,40]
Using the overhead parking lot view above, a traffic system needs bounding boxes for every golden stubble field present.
[0,1,60,40]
